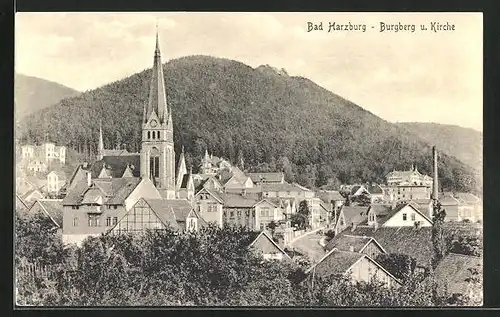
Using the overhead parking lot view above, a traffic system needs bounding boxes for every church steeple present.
[98,119,104,160]
[143,27,169,125]
[140,27,176,199]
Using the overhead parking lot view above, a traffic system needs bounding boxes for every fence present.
[15,260,60,280]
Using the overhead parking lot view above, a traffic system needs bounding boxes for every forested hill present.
[17,55,479,193]
[15,74,81,120]
[397,122,482,172]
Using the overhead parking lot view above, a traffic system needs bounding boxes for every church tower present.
[140,29,176,199]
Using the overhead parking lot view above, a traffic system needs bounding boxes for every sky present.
[15,12,483,131]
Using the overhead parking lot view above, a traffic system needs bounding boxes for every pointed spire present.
[98,119,104,160]
[144,26,169,125]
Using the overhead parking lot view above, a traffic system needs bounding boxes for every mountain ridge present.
[16,55,480,194]
[15,73,81,120]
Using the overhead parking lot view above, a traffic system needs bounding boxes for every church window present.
[152,131,156,139]
[157,131,160,139]
[150,148,160,178]
[147,131,151,139]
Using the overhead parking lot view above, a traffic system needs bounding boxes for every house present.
[363,202,433,228]
[248,172,285,184]
[222,193,260,230]
[439,193,462,222]
[194,187,225,228]
[61,176,162,245]
[350,184,384,203]
[28,199,64,231]
[222,166,254,190]
[107,197,206,235]
[21,142,66,164]
[432,253,482,301]
[27,159,48,173]
[324,235,387,259]
[317,190,345,211]
[46,171,67,193]
[305,248,400,288]
[254,198,286,231]
[385,165,433,187]
[334,206,369,234]
[452,192,483,223]
[331,226,434,272]
[248,231,291,261]
[199,150,232,175]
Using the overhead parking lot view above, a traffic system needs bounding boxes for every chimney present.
[87,171,92,187]
[432,146,439,200]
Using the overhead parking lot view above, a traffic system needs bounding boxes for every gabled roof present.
[317,190,344,202]
[334,226,434,268]
[247,172,284,183]
[306,249,401,285]
[254,198,282,208]
[366,184,384,195]
[325,235,386,254]
[453,192,482,205]
[260,183,310,192]
[223,193,259,208]
[62,177,142,205]
[144,198,194,227]
[32,199,64,228]
[195,187,225,204]
[339,206,369,226]
[433,253,482,296]
[15,194,29,212]
[439,193,462,206]
[248,231,291,259]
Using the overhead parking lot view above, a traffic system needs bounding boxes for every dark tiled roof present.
[62,177,142,206]
[248,172,284,183]
[37,199,64,228]
[90,155,141,178]
[335,226,434,268]
[180,174,191,189]
[311,249,364,278]
[261,183,311,192]
[367,184,384,194]
[433,253,482,295]
[317,191,344,202]
[223,194,259,208]
[143,198,196,229]
[249,231,290,258]
[341,206,369,226]
[325,235,372,252]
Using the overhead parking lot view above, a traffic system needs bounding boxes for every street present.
[290,231,327,263]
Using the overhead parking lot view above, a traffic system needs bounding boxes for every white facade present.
[46,171,66,193]
[382,204,432,227]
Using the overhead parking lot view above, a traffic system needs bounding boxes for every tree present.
[375,253,417,282]
[267,221,278,239]
[353,191,371,206]
[115,130,122,150]
[431,200,447,269]
[297,200,311,229]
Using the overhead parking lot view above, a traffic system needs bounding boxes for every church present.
[61,30,199,245]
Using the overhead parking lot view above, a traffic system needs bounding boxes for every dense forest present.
[17,55,479,193]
